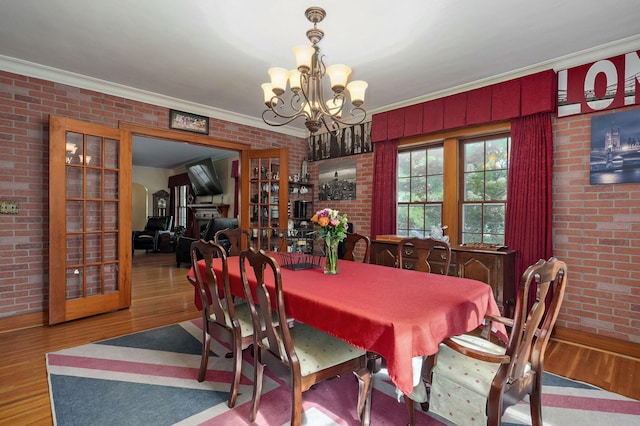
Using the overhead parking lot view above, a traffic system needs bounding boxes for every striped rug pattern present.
[46,320,640,425]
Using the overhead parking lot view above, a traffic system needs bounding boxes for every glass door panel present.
[242,149,288,252]
[49,116,129,324]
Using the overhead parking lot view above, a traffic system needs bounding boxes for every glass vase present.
[324,238,339,275]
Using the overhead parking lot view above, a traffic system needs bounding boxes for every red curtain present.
[505,112,553,285]
[370,139,399,239]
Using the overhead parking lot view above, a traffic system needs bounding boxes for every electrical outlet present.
[0,201,19,214]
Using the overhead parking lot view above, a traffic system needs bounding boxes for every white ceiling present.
[2,0,640,168]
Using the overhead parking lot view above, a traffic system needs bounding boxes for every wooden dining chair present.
[214,227,251,256]
[425,257,568,426]
[190,240,254,408]
[397,236,452,275]
[341,232,371,263]
[239,247,373,426]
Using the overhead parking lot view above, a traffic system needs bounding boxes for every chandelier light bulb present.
[261,83,276,106]
[288,69,302,93]
[292,45,314,73]
[325,64,352,93]
[346,80,368,107]
[268,67,289,95]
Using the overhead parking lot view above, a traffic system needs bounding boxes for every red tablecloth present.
[187,255,503,395]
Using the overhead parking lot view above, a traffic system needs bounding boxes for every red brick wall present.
[0,70,303,318]
[2,68,639,345]
[307,154,374,240]
[553,106,640,343]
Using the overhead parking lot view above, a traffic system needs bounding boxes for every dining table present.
[187,253,504,397]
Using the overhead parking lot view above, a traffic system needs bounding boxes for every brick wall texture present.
[1,69,639,345]
[553,107,640,343]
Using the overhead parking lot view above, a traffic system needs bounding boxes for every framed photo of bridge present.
[589,109,640,184]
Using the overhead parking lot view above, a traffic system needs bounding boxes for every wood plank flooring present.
[0,253,637,425]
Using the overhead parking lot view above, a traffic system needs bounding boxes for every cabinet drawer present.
[398,246,454,275]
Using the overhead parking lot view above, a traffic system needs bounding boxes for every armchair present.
[427,257,568,426]
[175,217,239,267]
[132,216,173,255]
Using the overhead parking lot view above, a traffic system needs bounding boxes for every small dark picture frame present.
[169,109,209,134]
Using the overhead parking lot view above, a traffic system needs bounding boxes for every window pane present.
[486,137,509,170]
[411,150,426,176]
[397,205,409,231]
[397,145,444,238]
[485,170,507,200]
[427,175,443,201]
[411,176,426,202]
[427,147,444,175]
[464,171,485,201]
[484,203,505,235]
[462,204,482,232]
[408,204,425,232]
[464,141,485,172]
[398,177,410,202]
[398,152,411,178]
[425,205,442,229]
[460,135,510,244]
[462,232,482,244]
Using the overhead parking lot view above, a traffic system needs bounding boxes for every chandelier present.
[261,6,368,134]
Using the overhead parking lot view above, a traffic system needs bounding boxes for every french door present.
[48,116,131,324]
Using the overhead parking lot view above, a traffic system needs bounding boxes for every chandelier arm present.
[322,107,367,127]
[262,109,308,127]
[263,93,307,121]
[320,115,341,137]
[298,73,313,120]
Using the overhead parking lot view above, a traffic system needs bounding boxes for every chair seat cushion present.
[267,322,366,377]
[210,300,254,338]
[429,334,506,426]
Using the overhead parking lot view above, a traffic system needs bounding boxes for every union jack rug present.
[46,319,640,425]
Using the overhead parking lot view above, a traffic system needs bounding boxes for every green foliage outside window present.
[396,133,509,244]
[397,147,444,237]
[462,136,510,244]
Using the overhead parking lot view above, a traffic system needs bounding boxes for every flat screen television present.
[185,157,224,196]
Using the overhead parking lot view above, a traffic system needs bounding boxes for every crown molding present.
[0,54,307,139]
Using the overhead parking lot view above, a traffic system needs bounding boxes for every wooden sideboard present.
[371,236,517,317]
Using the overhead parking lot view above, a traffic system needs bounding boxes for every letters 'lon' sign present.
[558,50,640,117]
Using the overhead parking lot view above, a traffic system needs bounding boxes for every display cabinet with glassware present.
[242,149,289,253]
[286,181,315,254]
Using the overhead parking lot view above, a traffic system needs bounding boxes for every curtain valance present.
[371,69,556,143]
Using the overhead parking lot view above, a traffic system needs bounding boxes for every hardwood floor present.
[0,253,638,425]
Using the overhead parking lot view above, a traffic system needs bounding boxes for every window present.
[397,146,444,237]
[461,135,510,244]
[396,124,510,245]
[174,185,189,228]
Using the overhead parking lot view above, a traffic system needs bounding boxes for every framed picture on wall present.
[590,108,640,184]
[318,158,357,200]
[307,121,373,161]
[169,109,209,134]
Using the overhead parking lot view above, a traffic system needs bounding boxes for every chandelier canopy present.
[261,6,368,134]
